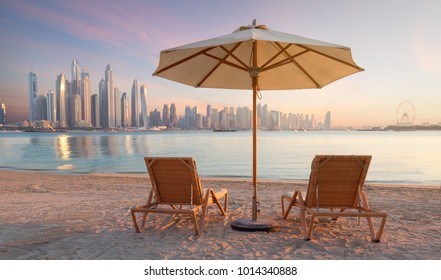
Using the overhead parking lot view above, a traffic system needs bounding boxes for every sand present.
[0,170,440,260]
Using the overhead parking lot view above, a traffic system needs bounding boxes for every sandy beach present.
[0,170,440,260]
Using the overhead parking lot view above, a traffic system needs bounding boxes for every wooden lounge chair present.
[131,157,228,235]
[281,155,387,242]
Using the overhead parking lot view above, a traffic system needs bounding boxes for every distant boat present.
[213,129,237,132]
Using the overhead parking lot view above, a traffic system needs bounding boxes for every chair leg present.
[224,192,228,212]
[131,208,148,233]
[192,211,200,235]
[210,189,227,216]
[304,214,315,241]
[282,192,298,219]
[360,191,387,242]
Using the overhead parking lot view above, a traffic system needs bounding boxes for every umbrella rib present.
[154,46,218,75]
[301,45,364,71]
[203,52,248,72]
[264,43,321,88]
[220,45,249,69]
[260,43,293,70]
[261,49,309,72]
[197,43,246,87]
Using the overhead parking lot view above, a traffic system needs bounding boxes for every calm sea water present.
[0,130,440,185]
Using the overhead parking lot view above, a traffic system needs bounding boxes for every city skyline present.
[15,62,333,131]
[1,1,440,127]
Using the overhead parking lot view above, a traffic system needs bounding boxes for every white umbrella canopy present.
[153,21,363,90]
[153,20,363,231]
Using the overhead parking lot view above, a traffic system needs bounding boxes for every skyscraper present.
[170,103,178,128]
[100,65,115,128]
[56,73,67,128]
[114,87,121,127]
[81,67,91,124]
[91,94,100,128]
[162,104,169,127]
[131,79,139,127]
[99,78,106,127]
[106,65,115,128]
[325,111,331,130]
[70,58,81,128]
[149,109,161,127]
[121,92,129,128]
[35,95,47,121]
[140,84,148,128]
[28,72,38,122]
[71,58,81,95]
[0,103,6,125]
[46,90,56,123]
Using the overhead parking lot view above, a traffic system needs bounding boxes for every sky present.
[0,0,440,127]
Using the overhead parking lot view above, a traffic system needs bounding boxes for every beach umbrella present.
[153,20,363,231]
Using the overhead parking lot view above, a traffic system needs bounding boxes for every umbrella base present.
[231,218,279,232]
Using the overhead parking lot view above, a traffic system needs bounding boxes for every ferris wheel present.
[396,101,415,126]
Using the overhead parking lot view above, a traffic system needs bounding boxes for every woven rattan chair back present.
[305,155,371,208]
[144,157,203,206]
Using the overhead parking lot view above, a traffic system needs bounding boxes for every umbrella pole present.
[252,76,258,221]
[230,41,279,232]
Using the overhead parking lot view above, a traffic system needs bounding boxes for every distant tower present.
[170,103,178,128]
[46,90,56,123]
[149,109,161,127]
[56,73,67,128]
[91,94,100,128]
[81,67,91,123]
[0,103,6,125]
[100,65,115,128]
[105,65,115,128]
[162,104,170,127]
[121,92,129,128]
[28,72,38,121]
[71,58,81,95]
[131,79,139,127]
[99,78,106,127]
[35,95,47,121]
[140,84,148,127]
[114,87,121,127]
[325,111,331,130]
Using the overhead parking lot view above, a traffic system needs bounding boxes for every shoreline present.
[1,170,440,260]
[1,168,439,188]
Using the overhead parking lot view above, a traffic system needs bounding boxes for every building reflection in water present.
[55,134,71,160]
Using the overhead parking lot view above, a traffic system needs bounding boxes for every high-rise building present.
[99,65,115,128]
[325,111,331,130]
[28,72,38,122]
[131,79,139,127]
[70,94,82,127]
[35,95,47,121]
[162,104,169,127]
[170,103,178,128]
[0,103,6,125]
[149,109,161,127]
[99,78,106,127]
[105,65,115,128]
[91,94,100,128]
[46,90,56,123]
[121,92,129,128]
[56,73,67,128]
[114,87,121,127]
[140,84,148,127]
[81,67,91,123]
[71,58,81,95]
